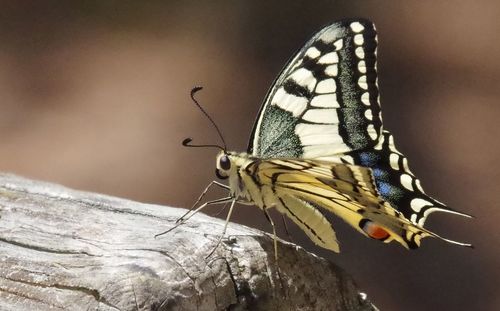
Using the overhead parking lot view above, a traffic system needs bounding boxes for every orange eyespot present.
[361,220,390,240]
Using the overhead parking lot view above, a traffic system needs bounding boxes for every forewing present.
[249,19,382,158]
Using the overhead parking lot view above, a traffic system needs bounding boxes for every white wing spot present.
[410,198,433,213]
[320,28,342,43]
[289,68,317,92]
[400,173,414,191]
[350,22,365,33]
[402,158,410,172]
[367,124,378,140]
[410,214,417,223]
[358,60,366,73]
[316,78,337,94]
[305,47,321,59]
[361,92,370,106]
[374,134,384,151]
[354,34,364,45]
[272,87,308,117]
[303,144,348,158]
[296,124,342,145]
[318,52,339,64]
[415,179,424,192]
[296,124,351,157]
[355,47,365,59]
[388,135,399,153]
[341,155,355,164]
[333,39,343,50]
[389,153,400,170]
[302,108,339,124]
[325,65,338,77]
[310,93,339,108]
[358,75,368,90]
[364,109,373,121]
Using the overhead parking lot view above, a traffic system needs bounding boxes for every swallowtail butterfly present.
[160,18,472,254]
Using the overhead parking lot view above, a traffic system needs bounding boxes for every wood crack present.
[0,237,96,256]
[1,276,120,310]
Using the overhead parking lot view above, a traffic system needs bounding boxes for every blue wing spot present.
[376,180,405,203]
[358,152,377,166]
[372,168,385,178]
[376,181,392,197]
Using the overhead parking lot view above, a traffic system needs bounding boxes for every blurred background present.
[0,1,498,310]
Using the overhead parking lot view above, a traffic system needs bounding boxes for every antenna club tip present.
[191,86,203,95]
[182,138,193,146]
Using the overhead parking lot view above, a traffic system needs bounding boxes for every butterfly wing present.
[342,130,473,226]
[248,19,382,159]
[277,195,340,252]
[248,18,472,232]
[250,158,470,251]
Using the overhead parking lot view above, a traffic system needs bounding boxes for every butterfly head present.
[215,151,231,179]
[214,151,254,201]
[215,151,249,180]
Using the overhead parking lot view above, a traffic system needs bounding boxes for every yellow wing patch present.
[277,195,339,252]
[248,158,454,251]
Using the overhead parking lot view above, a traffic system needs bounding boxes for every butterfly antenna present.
[184,86,227,151]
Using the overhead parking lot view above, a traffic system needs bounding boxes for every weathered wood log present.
[0,173,377,310]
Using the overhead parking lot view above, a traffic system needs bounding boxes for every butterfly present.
[158,18,472,255]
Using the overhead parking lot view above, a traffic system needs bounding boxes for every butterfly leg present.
[211,201,230,218]
[155,196,233,238]
[205,199,237,259]
[176,181,230,224]
[281,214,294,244]
[263,208,288,295]
[263,208,279,263]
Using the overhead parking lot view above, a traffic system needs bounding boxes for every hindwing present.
[248,158,465,250]
[341,130,472,225]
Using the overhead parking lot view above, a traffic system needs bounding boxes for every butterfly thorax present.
[215,151,269,208]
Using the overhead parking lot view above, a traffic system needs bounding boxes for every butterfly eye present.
[219,155,231,170]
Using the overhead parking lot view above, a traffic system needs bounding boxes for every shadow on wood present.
[0,174,377,310]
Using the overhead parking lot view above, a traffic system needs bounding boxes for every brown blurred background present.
[0,1,499,310]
